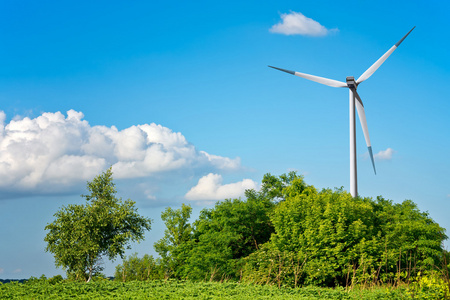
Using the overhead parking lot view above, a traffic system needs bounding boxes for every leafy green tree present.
[194,196,274,259]
[177,194,275,280]
[372,197,447,283]
[44,167,152,282]
[154,173,296,281]
[154,204,193,278]
[260,171,301,201]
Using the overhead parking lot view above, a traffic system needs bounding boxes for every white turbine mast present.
[269,27,415,198]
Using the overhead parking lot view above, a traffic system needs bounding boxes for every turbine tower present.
[269,27,415,198]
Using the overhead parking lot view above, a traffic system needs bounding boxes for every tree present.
[258,171,301,202]
[44,167,152,282]
[154,204,193,278]
[173,195,274,280]
[153,173,292,281]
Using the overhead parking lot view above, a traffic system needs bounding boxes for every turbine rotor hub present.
[346,76,357,89]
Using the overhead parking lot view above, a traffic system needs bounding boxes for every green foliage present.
[241,244,308,288]
[243,175,447,287]
[408,271,450,299]
[162,188,275,281]
[48,275,64,285]
[114,253,164,281]
[374,198,446,272]
[44,167,152,282]
[150,172,446,288]
[25,274,48,284]
[154,204,193,278]
[0,279,413,299]
[38,168,446,293]
[258,171,301,202]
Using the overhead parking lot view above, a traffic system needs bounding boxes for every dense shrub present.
[241,175,447,287]
[408,271,450,299]
[241,245,307,287]
[48,275,64,285]
[114,253,164,281]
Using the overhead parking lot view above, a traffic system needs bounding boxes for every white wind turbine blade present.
[268,66,347,88]
[353,90,376,174]
[356,27,415,84]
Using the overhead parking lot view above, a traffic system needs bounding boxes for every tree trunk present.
[87,265,93,283]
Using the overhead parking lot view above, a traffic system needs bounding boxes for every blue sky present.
[1,0,449,279]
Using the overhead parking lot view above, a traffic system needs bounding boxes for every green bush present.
[115,253,164,281]
[408,271,450,299]
[241,175,447,287]
[48,275,64,284]
[241,245,307,288]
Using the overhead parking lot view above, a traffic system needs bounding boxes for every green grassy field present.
[0,280,418,300]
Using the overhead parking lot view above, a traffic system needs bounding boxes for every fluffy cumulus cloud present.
[185,173,257,201]
[0,110,241,197]
[374,148,395,161]
[270,11,336,36]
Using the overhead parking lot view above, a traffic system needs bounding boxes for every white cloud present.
[374,148,395,161]
[200,151,241,170]
[270,12,337,36]
[185,173,258,201]
[0,268,4,274]
[0,110,241,197]
[13,268,22,273]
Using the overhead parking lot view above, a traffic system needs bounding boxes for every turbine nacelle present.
[346,76,357,89]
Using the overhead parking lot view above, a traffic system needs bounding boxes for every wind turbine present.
[269,27,415,198]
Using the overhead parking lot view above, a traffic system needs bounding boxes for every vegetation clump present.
[117,172,447,291]
[30,169,448,298]
[44,167,152,282]
[0,279,413,299]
